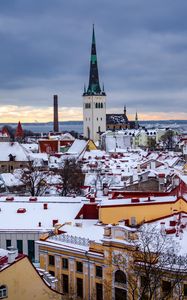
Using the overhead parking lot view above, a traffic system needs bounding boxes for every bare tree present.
[160,130,175,150]
[18,161,50,196]
[58,158,85,196]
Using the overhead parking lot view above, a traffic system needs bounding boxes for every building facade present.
[83,26,106,142]
[37,219,187,300]
[0,249,62,300]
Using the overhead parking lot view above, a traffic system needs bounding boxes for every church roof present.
[106,114,129,125]
[15,121,24,138]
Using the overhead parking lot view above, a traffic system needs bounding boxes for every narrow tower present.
[135,111,139,129]
[83,25,106,142]
[53,94,59,133]
[15,121,24,141]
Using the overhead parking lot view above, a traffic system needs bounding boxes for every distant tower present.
[135,111,139,129]
[83,25,106,142]
[15,121,24,141]
[124,105,127,117]
[53,95,59,133]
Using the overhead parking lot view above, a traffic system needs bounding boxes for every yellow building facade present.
[0,255,62,300]
[99,196,187,225]
[37,221,187,300]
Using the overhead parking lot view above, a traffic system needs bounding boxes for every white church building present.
[83,26,106,142]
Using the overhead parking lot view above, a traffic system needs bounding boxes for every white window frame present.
[0,285,8,299]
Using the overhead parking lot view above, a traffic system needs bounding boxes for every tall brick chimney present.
[53,94,59,132]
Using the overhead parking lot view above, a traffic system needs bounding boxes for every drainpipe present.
[85,251,90,300]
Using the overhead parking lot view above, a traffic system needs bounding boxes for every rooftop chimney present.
[53,94,59,133]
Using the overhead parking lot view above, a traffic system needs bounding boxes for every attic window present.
[8,154,16,162]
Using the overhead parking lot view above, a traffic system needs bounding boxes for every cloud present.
[0,0,187,121]
[0,105,83,122]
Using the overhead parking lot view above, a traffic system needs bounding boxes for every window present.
[62,258,68,269]
[96,283,103,300]
[49,270,55,276]
[76,261,83,273]
[115,287,127,300]
[85,103,91,109]
[184,284,187,296]
[6,240,11,249]
[17,240,23,254]
[63,274,69,293]
[115,270,127,284]
[0,285,7,299]
[96,265,102,278]
[162,280,171,294]
[77,278,83,298]
[101,103,103,108]
[28,240,35,262]
[49,255,55,266]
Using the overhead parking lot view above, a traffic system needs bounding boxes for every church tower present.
[83,26,106,142]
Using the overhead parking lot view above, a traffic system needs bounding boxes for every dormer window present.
[8,154,16,162]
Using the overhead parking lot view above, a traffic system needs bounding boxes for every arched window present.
[101,103,103,108]
[114,271,127,300]
[115,270,127,284]
[0,285,8,299]
[95,103,97,108]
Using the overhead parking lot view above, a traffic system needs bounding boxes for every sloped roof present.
[0,142,29,161]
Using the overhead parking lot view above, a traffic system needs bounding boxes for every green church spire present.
[85,25,105,96]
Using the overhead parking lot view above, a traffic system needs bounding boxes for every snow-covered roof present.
[29,153,48,161]
[0,142,29,161]
[0,196,85,231]
[0,173,23,187]
[147,212,187,256]
[67,139,87,156]
[100,195,178,207]
[39,220,104,252]
[22,143,38,153]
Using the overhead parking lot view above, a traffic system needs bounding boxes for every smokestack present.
[53,94,59,132]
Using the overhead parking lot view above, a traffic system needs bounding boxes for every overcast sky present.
[0,0,187,122]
